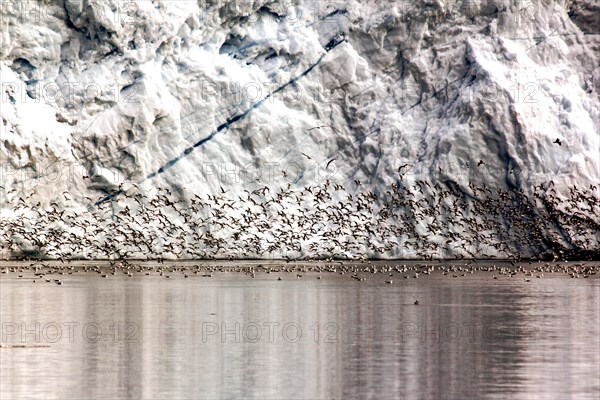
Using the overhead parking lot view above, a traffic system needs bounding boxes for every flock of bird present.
[1,260,598,285]
[1,178,598,262]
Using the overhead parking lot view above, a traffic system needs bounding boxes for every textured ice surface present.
[1,0,599,259]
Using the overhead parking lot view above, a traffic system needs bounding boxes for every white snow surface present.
[1,0,599,259]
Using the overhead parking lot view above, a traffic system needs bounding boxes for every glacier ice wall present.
[1,0,599,259]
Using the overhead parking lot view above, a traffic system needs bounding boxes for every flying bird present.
[308,125,329,131]
[398,164,410,172]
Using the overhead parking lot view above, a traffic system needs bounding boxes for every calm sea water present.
[1,262,599,400]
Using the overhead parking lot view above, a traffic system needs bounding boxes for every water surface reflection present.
[1,267,598,399]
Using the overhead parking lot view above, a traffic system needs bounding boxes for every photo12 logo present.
[466,80,541,105]
[515,1,539,26]
[1,1,143,25]
[0,161,139,187]
[1,80,139,106]
[399,322,540,343]
[201,321,340,344]
[1,321,140,344]
[197,0,345,26]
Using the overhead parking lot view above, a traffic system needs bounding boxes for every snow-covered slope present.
[1,0,598,259]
